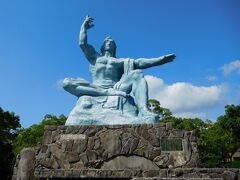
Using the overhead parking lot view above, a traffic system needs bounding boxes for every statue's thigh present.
[116,76,133,93]
[117,70,143,92]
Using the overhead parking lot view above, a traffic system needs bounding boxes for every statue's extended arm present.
[134,54,176,69]
[79,16,99,64]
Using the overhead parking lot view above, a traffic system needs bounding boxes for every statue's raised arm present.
[134,54,176,69]
[79,15,100,64]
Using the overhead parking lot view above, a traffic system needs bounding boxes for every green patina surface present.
[63,15,175,125]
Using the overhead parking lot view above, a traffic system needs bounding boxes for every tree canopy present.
[0,107,21,179]
[13,114,67,155]
[198,105,240,167]
[148,99,172,119]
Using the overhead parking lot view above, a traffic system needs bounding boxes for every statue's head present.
[101,36,117,57]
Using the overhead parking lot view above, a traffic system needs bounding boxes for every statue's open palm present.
[83,15,94,30]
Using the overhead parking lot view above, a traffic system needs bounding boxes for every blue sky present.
[0,0,239,127]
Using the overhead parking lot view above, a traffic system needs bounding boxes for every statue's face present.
[101,36,116,57]
[101,36,117,57]
[103,37,115,52]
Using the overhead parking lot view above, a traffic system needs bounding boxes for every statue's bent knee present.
[62,78,72,90]
[62,78,80,95]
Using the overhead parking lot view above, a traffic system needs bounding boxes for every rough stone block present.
[42,130,52,144]
[67,170,74,178]
[222,170,238,180]
[166,122,173,130]
[44,125,57,131]
[61,139,73,152]
[16,148,36,180]
[101,155,159,170]
[53,169,65,177]
[142,170,159,177]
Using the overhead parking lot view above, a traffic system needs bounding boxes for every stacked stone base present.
[35,168,239,179]
[12,123,240,179]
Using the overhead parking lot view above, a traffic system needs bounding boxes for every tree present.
[218,105,240,140]
[0,107,21,179]
[163,117,211,134]
[148,99,209,133]
[148,99,172,119]
[198,105,240,167]
[198,122,238,167]
[13,114,67,155]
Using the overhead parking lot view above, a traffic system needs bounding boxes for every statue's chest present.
[96,57,118,67]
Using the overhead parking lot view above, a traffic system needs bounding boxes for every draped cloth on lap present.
[103,58,134,110]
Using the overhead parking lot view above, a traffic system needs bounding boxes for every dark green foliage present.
[230,160,240,168]
[218,105,240,140]
[13,114,67,155]
[199,105,240,167]
[198,122,231,167]
[148,99,172,118]
[162,117,210,134]
[0,107,21,179]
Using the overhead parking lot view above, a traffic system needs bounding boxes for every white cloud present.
[174,112,207,119]
[206,75,217,81]
[145,75,225,119]
[221,60,240,76]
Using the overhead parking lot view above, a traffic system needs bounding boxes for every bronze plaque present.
[160,138,183,151]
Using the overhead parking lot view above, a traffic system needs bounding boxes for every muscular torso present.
[90,56,124,87]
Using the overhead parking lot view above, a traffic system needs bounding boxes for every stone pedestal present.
[13,123,203,179]
[12,123,236,179]
[38,123,199,171]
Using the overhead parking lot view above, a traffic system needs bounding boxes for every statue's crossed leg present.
[63,69,157,117]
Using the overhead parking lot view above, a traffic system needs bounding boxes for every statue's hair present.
[100,37,117,57]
